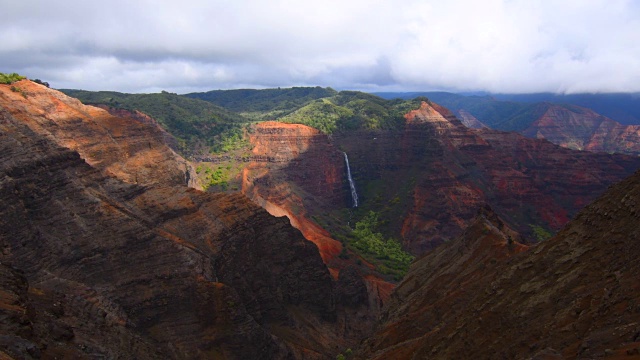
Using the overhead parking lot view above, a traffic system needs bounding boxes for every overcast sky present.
[2,0,639,94]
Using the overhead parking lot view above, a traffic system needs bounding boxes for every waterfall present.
[343,152,359,208]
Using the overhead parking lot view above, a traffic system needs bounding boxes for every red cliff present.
[521,103,640,155]
[0,80,199,188]
[356,167,640,359]
[334,101,640,253]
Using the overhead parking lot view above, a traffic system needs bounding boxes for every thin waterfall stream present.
[343,152,359,208]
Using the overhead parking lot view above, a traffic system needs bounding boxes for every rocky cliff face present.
[0,82,375,359]
[242,121,346,265]
[0,80,199,188]
[356,167,640,359]
[521,103,640,155]
[456,109,487,129]
[334,101,640,253]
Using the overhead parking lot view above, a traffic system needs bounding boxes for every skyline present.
[2,0,640,94]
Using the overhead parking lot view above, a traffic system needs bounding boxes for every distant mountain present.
[520,103,640,155]
[374,91,640,125]
[185,86,338,121]
[493,92,640,125]
[375,91,640,155]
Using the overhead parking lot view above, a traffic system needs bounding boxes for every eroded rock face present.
[521,103,640,155]
[356,169,640,359]
[334,101,640,253]
[0,85,366,359]
[243,121,346,264]
[0,80,199,189]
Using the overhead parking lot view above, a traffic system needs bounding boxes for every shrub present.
[0,72,26,84]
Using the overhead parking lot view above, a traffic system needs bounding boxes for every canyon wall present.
[333,101,640,253]
[0,82,376,359]
[356,167,640,359]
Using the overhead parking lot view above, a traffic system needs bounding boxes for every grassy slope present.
[60,89,250,155]
[185,86,338,121]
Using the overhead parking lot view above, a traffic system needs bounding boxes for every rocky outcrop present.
[242,121,347,265]
[334,101,640,253]
[0,80,200,189]
[0,84,372,359]
[456,109,486,129]
[356,167,640,359]
[521,103,640,155]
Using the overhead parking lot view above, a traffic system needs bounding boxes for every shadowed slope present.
[357,168,640,359]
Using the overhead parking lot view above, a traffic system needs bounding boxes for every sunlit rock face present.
[0,80,200,189]
[0,82,379,359]
[521,103,640,155]
[333,101,640,253]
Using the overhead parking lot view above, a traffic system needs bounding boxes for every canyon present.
[356,166,640,359]
[3,80,640,359]
[0,81,377,359]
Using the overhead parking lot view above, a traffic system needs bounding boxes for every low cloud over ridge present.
[2,0,639,93]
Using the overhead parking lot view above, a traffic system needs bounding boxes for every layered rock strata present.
[521,103,640,155]
[357,168,640,359]
[0,82,374,359]
[334,101,640,253]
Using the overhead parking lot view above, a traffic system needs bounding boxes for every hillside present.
[377,91,640,155]
[520,103,640,155]
[60,89,249,156]
[356,165,640,359]
[54,85,640,266]
[185,86,338,120]
[0,80,383,359]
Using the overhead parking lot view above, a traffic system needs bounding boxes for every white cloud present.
[1,0,639,93]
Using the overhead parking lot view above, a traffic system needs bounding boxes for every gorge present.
[2,79,640,359]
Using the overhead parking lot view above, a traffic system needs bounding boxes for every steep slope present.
[242,121,346,265]
[335,101,640,253]
[521,103,640,155]
[185,87,338,121]
[456,109,486,129]
[61,88,249,156]
[0,83,379,359]
[357,168,640,359]
[377,91,640,155]
[2,80,199,188]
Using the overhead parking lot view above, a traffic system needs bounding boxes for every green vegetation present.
[10,85,27,98]
[279,92,424,134]
[185,86,338,121]
[349,211,414,279]
[186,87,423,134]
[60,89,250,156]
[530,224,553,241]
[0,72,26,84]
[279,98,353,134]
[335,348,353,360]
[196,164,231,191]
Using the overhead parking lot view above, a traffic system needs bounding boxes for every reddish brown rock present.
[0,87,375,359]
[0,80,200,189]
[242,121,347,265]
[521,103,640,155]
[335,101,640,253]
[356,168,640,359]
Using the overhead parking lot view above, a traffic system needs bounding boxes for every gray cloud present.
[1,0,639,93]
